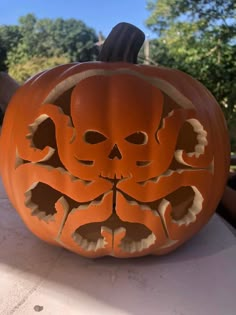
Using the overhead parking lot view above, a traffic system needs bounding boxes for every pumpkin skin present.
[0,61,230,258]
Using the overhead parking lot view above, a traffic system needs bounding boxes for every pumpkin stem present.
[98,22,145,63]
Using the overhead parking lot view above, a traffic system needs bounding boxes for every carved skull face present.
[67,74,164,181]
[0,65,228,258]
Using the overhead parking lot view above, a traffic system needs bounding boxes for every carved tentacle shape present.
[118,169,212,203]
[156,110,214,168]
[14,163,114,254]
[15,163,112,202]
[113,192,168,257]
[15,103,74,164]
[31,103,113,196]
[59,191,114,257]
[118,169,213,239]
[116,169,213,254]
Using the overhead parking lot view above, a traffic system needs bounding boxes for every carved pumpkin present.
[0,23,230,258]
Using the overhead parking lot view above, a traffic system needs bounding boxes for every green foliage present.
[13,14,99,62]
[1,14,99,81]
[8,55,70,84]
[146,0,236,150]
[0,25,22,71]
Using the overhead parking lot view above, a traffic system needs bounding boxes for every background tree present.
[146,0,236,150]
[0,25,22,71]
[2,14,99,83]
[8,55,70,83]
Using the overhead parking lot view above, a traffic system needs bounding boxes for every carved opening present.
[52,86,74,116]
[25,182,61,221]
[15,148,31,168]
[76,212,151,242]
[31,117,65,169]
[75,156,94,166]
[24,179,203,252]
[84,130,107,144]
[166,186,195,220]
[157,186,203,227]
[122,185,202,228]
[176,121,199,153]
[122,191,163,215]
[74,212,154,253]
[32,117,55,148]
[108,144,122,160]
[168,157,193,171]
[169,119,208,169]
[25,182,106,222]
[156,94,182,134]
[136,160,151,167]
[21,86,75,169]
[24,180,155,253]
[125,131,147,145]
[71,184,202,252]
[25,182,80,221]
[162,94,182,118]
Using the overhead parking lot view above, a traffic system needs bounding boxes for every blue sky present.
[0,0,152,37]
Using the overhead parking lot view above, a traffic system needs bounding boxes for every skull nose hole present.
[108,144,122,160]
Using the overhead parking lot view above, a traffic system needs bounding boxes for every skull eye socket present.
[84,130,107,144]
[125,132,147,145]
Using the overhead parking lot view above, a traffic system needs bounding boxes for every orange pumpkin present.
[0,23,230,258]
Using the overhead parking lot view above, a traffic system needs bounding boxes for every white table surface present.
[0,180,235,315]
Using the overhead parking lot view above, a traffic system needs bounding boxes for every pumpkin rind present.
[0,61,230,258]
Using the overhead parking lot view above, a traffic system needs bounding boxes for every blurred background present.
[0,0,235,152]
